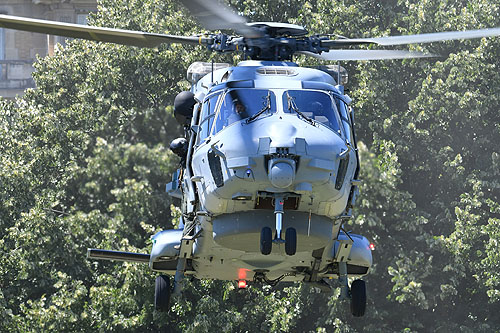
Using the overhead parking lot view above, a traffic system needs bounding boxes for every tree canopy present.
[0,0,499,331]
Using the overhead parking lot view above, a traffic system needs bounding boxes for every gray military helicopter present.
[2,0,500,318]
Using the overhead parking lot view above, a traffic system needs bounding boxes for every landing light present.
[232,193,252,201]
[238,280,247,289]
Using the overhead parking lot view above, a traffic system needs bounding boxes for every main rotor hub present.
[246,22,308,37]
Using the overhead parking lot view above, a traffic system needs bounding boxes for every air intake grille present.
[256,67,296,76]
[335,156,349,190]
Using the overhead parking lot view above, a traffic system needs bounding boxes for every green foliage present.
[0,0,499,331]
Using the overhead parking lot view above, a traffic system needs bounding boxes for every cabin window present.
[212,89,276,134]
[197,93,221,144]
[336,98,352,143]
[283,90,341,134]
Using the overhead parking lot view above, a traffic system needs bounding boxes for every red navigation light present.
[238,280,247,289]
[238,268,249,280]
[369,243,375,251]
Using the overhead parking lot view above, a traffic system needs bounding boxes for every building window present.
[0,10,5,80]
[56,16,73,47]
[77,14,89,26]
[0,28,4,80]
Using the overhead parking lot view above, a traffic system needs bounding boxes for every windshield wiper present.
[246,91,271,123]
[286,91,315,125]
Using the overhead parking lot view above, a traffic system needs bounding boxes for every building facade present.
[0,0,97,98]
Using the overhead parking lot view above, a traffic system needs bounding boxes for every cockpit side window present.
[212,89,276,134]
[197,93,221,144]
[283,90,341,134]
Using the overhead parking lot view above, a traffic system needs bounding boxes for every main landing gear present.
[155,275,171,312]
[338,261,366,317]
[260,195,297,256]
[350,279,366,317]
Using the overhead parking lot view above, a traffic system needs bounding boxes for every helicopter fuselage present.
[157,61,371,283]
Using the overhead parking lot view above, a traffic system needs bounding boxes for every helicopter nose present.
[269,121,297,136]
[262,119,298,188]
[266,121,297,147]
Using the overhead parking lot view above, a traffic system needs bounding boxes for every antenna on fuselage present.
[337,61,341,86]
[211,59,214,84]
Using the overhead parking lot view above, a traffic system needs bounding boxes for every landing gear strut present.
[339,260,366,317]
[259,195,296,255]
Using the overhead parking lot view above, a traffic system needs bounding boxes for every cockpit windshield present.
[213,89,276,134]
[283,90,341,133]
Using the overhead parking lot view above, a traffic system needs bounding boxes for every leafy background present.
[1,0,499,331]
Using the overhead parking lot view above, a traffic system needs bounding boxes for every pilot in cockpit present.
[309,101,335,129]
[310,101,324,115]
[227,99,248,125]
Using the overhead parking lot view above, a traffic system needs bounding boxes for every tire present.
[155,275,171,312]
[285,227,297,256]
[350,279,366,317]
[260,227,272,255]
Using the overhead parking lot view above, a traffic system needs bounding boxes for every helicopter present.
[2,0,500,318]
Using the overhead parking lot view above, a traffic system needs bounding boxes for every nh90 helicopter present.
[2,0,499,318]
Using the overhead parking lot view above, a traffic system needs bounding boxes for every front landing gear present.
[154,275,171,312]
[284,227,296,255]
[260,227,272,255]
[259,226,297,255]
[259,195,297,256]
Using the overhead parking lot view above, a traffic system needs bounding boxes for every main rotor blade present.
[300,50,436,61]
[323,27,500,47]
[0,14,212,48]
[179,0,262,38]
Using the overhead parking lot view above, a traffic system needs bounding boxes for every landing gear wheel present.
[350,279,366,317]
[260,227,272,255]
[285,227,297,255]
[155,275,171,312]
